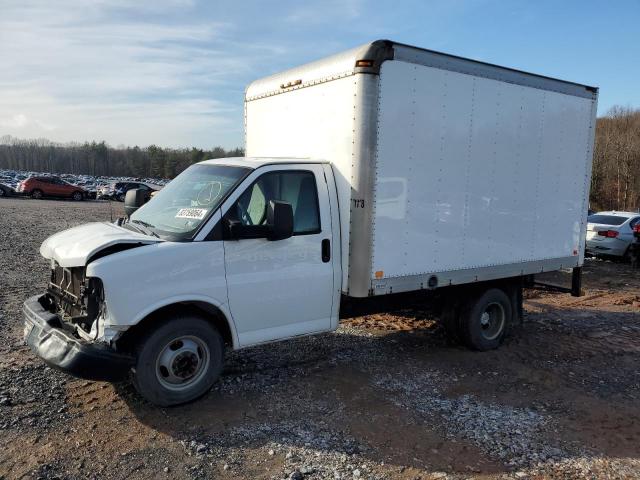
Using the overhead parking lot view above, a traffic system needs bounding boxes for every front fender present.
[86,239,235,345]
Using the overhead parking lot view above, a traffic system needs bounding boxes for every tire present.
[132,315,224,406]
[459,288,512,351]
[31,189,43,199]
[72,191,83,201]
[0,188,5,197]
[117,193,125,202]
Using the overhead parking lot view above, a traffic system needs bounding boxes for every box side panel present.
[371,60,595,290]
[245,76,357,289]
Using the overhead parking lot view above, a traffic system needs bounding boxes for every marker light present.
[355,59,374,68]
[280,79,302,89]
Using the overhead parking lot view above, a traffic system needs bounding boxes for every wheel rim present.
[74,192,81,200]
[155,335,210,391]
[33,191,42,199]
[479,302,505,341]
[0,189,4,196]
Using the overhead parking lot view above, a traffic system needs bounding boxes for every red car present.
[18,176,86,201]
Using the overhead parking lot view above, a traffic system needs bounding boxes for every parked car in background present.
[99,181,161,201]
[81,185,98,199]
[0,182,15,197]
[1,169,169,201]
[586,211,640,260]
[17,176,86,200]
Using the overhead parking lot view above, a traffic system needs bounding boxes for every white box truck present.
[24,40,597,406]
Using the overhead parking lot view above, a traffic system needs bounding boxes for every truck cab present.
[25,158,342,406]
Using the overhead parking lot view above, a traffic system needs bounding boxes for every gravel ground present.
[0,196,639,480]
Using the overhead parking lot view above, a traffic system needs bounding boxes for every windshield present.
[129,164,249,240]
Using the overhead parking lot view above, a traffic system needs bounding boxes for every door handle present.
[321,239,330,263]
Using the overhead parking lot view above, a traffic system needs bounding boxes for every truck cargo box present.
[245,40,598,297]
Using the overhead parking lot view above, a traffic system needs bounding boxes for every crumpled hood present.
[40,222,162,267]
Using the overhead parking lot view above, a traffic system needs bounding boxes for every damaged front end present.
[23,262,133,381]
[25,221,161,381]
[46,262,104,341]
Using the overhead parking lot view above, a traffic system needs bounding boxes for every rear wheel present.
[132,315,224,406]
[0,188,5,197]
[72,191,83,201]
[31,189,43,199]
[459,288,512,351]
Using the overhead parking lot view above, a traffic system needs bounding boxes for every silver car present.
[586,211,640,260]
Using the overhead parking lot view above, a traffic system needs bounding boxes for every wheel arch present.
[115,300,238,353]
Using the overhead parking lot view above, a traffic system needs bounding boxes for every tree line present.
[0,135,243,179]
[1,105,639,211]
[591,107,640,212]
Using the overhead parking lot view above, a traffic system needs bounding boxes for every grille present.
[48,264,86,316]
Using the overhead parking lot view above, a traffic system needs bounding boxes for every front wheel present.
[72,191,83,201]
[31,189,43,199]
[132,315,224,406]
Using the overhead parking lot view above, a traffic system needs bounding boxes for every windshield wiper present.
[132,219,155,228]
[130,219,159,238]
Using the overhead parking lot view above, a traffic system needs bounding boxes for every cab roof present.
[198,157,327,169]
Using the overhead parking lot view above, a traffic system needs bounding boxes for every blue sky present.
[1,0,638,149]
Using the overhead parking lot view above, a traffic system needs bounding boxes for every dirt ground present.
[0,196,639,480]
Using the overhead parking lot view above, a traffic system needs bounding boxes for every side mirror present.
[124,188,147,217]
[267,200,293,241]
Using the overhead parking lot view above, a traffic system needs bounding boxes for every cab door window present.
[232,171,320,235]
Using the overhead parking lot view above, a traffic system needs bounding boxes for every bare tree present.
[0,136,243,179]
[591,107,640,211]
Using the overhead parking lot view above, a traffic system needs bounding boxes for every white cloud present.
[0,114,29,128]
[0,0,263,148]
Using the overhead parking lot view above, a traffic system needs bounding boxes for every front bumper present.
[23,295,133,382]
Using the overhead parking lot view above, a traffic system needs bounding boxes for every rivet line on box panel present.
[461,76,477,265]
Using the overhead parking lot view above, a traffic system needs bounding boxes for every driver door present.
[222,164,336,347]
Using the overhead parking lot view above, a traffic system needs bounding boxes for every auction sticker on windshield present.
[176,208,208,220]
